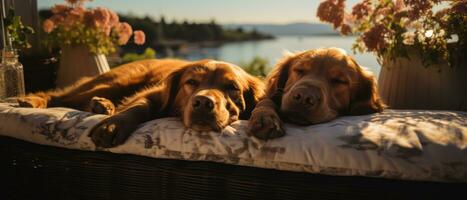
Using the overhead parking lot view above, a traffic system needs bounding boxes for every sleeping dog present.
[18,59,265,147]
[248,48,386,140]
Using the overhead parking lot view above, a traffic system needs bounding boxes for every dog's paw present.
[90,96,115,115]
[247,109,285,140]
[17,96,47,108]
[89,116,135,148]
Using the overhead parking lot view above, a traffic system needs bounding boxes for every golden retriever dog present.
[248,48,385,140]
[18,59,265,147]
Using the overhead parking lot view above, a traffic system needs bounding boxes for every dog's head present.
[162,60,264,131]
[266,48,385,125]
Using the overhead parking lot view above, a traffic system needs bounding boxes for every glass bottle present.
[0,48,25,99]
[0,12,24,99]
[0,1,25,99]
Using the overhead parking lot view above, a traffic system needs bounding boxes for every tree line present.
[120,15,273,45]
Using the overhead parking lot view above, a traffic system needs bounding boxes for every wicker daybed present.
[0,103,466,200]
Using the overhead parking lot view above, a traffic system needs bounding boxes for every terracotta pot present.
[56,45,110,88]
[378,50,466,111]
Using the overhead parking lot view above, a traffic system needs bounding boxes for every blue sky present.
[38,0,361,24]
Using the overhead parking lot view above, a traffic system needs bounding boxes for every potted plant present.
[317,0,466,111]
[0,4,34,99]
[42,0,146,87]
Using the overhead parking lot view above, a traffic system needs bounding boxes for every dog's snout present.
[290,86,322,109]
[192,95,214,111]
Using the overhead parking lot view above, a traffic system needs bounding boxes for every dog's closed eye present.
[224,83,240,91]
[185,79,199,87]
[330,78,348,85]
[293,68,305,76]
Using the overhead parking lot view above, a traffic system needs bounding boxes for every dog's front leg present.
[89,88,165,148]
[247,98,285,140]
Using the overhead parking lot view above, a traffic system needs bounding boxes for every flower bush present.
[42,0,146,55]
[317,0,466,67]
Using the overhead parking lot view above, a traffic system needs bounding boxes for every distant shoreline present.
[153,34,356,55]
[222,23,343,37]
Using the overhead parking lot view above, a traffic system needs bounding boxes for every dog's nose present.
[192,95,214,112]
[290,86,321,109]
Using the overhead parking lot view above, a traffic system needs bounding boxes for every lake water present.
[182,36,381,77]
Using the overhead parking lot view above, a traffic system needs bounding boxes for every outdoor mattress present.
[0,103,465,183]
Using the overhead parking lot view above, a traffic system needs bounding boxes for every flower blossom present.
[51,4,68,14]
[424,29,434,38]
[317,0,345,29]
[340,24,352,35]
[92,7,111,27]
[402,31,415,45]
[42,0,146,54]
[63,6,85,27]
[362,24,392,52]
[352,0,372,20]
[133,30,146,45]
[108,10,119,27]
[116,22,133,45]
[43,19,55,33]
[50,14,65,24]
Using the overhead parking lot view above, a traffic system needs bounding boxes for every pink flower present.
[108,10,119,27]
[116,22,133,45]
[362,24,393,52]
[51,4,69,14]
[63,6,85,26]
[317,0,345,29]
[340,24,352,35]
[116,22,133,36]
[118,34,130,45]
[50,14,65,24]
[92,7,110,27]
[43,19,55,33]
[352,0,372,20]
[133,30,145,45]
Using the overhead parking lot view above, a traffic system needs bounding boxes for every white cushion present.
[0,103,466,182]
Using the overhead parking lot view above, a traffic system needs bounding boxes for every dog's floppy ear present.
[347,57,386,115]
[157,66,187,111]
[265,52,298,105]
[240,74,266,119]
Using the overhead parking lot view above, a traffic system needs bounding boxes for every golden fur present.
[18,59,265,147]
[248,48,385,140]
